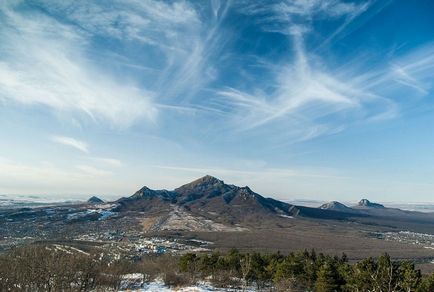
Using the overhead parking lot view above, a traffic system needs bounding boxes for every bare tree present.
[240,253,252,291]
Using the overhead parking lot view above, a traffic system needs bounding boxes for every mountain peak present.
[138,186,152,192]
[176,175,224,190]
[320,201,349,210]
[198,175,223,184]
[130,186,156,199]
[87,196,104,204]
[357,199,385,209]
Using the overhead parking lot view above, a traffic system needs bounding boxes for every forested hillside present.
[1,245,434,291]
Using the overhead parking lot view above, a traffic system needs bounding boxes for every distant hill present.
[355,199,385,209]
[319,201,354,212]
[87,196,104,204]
[317,198,434,231]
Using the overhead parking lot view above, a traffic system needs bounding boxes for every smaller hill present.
[355,199,385,209]
[87,196,104,204]
[319,201,353,212]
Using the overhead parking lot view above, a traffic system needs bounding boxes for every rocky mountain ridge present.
[1,175,434,234]
[115,175,301,227]
[115,176,434,230]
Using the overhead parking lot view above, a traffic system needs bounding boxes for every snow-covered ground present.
[124,281,247,292]
[66,207,116,221]
[120,274,255,291]
[279,214,294,219]
[157,206,247,232]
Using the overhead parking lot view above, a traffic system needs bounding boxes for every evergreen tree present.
[376,253,397,291]
[418,273,434,292]
[178,253,197,274]
[315,263,339,292]
[399,261,421,292]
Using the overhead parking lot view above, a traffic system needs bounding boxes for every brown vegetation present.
[0,244,124,291]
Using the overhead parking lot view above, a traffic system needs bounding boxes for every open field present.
[145,217,434,273]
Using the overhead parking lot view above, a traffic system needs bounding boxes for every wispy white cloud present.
[153,164,346,180]
[239,0,370,36]
[202,1,378,141]
[212,0,433,142]
[273,0,369,19]
[387,47,434,95]
[51,137,124,168]
[30,0,227,106]
[391,65,429,95]
[0,1,157,127]
[0,0,232,128]
[0,157,117,194]
[76,165,112,176]
[34,0,200,45]
[51,136,89,153]
[153,0,232,102]
[1,0,433,148]
[350,44,434,97]
[216,32,388,138]
[91,157,123,167]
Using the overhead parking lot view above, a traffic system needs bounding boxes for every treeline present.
[1,244,434,291]
[179,249,434,291]
[0,244,185,291]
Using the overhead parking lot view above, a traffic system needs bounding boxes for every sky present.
[0,0,433,203]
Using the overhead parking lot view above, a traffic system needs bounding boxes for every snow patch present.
[120,278,256,291]
[279,214,294,219]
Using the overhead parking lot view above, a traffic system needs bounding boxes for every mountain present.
[174,176,302,225]
[174,175,294,214]
[115,186,176,214]
[319,201,354,212]
[355,199,385,209]
[113,175,381,230]
[2,175,434,236]
[115,175,301,227]
[87,196,104,204]
[111,176,434,232]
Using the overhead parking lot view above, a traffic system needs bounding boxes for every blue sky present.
[0,0,433,202]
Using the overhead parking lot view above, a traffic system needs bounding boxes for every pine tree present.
[315,263,339,292]
[399,261,421,292]
[418,273,434,292]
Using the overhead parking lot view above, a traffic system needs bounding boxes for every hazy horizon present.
[3,191,434,213]
[1,0,434,202]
